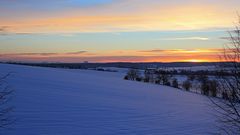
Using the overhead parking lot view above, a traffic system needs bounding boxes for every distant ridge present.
[2,61,226,69]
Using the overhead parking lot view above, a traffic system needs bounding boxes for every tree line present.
[124,68,221,98]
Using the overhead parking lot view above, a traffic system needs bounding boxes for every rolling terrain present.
[0,64,217,135]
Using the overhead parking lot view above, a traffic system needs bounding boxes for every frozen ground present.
[0,64,217,135]
[168,66,216,71]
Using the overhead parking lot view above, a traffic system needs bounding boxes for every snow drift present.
[0,64,216,135]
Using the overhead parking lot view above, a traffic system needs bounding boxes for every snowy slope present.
[0,64,217,135]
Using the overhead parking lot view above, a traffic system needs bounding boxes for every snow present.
[168,66,216,71]
[0,64,217,135]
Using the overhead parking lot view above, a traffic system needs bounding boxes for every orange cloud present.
[0,49,224,63]
[0,1,236,34]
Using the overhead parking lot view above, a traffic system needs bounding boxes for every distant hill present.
[1,62,226,69]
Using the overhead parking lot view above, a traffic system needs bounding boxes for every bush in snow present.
[198,77,218,96]
[200,81,210,96]
[182,80,192,91]
[143,77,150,83]
[187,74,195,81]
[155,71,171,85]
[208,80,218,97]
[221,91,229,100]
[126,69,140,81]
[165,81,171,86]
[172,78,179,89]
[0,73,14,128]
[136,77,142,82]
[124,75,129,80]
[197,74,209,84]
[196,74,210,96]
[144,70,154,83]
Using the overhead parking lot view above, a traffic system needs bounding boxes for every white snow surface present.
[0,64,217,135]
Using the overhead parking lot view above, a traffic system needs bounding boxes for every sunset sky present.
[0,0,239,62]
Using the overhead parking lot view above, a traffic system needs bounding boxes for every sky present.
[0,0,239,63]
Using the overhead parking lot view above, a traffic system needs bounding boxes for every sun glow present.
[183,59,206,63]
[0,0,236,63]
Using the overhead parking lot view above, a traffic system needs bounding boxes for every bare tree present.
[155,70,171,85]
[172,78,179,89]
[126,69,140,81]
[211,16,240,135]
[0,73,14,128]
[144,69,154,83]
[182,80,192,91]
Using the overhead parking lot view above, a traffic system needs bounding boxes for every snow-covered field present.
[168,66,216,71]
[0,64,217,135]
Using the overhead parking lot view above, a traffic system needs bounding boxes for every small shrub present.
[165,81,171,86]
[144,78,150,83]
[144,70,154,83]
[155,80,160,84]
[182,80,192,91]
[197,74,209,83]
[126,69,140,80]
[200,81,210,96]
[162,75,170,85]
[0,73,14,128]
[222,91,229,100]
[187,74,195,81]
[172,78,179,88]
[208,80,218,97]
[124,75,129,80]
[136,77,142,82]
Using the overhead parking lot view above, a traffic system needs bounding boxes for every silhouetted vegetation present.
[0,73,14,128]
[144,70,154,83]
[123,67,222,99]
[208,80,218,97]
[155,70,172,85]
[5,61,232,72]
[126,69,140,81]
[210,16,240,135]
[172,78,179,89]
[182,80,192,91]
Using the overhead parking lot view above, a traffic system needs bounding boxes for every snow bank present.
[0,64,217,135]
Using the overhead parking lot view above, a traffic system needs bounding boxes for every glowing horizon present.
[0,48,224,63]
[0,0,239,63]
